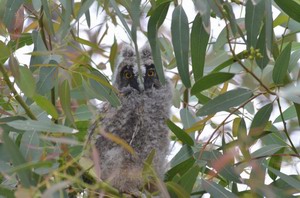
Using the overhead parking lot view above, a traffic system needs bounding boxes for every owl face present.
[113,44,161,93]
[143,64,160,90]
[118,65,140,92]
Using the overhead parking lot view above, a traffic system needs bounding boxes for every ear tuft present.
[121,44,135,58]
[140,44,152,61]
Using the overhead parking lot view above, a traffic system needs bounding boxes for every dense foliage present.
[1,0,300,197]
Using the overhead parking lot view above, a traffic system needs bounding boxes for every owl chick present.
[93,44,172,196]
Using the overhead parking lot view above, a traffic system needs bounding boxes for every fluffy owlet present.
[92,44,172,196]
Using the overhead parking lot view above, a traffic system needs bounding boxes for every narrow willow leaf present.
[273,42,292,85]
[274,105,296,123]
[2,131,34,187]
[20,131,41,162]
[251,144,286,158]
[191,72,235,95]
[147,1,170,84]
[171,5,191,88]
[170,144,194,167]
[268,148,284,181]
[178,165,200,194]
[0,41,10,63]
[109,37,118,72]
[3,0,23,29]
[59,80,75,126]
[36,65,57,95]
[130,0,141,42]
[167,120,194,146]
[223,2,238,36]
[264,163,300,190]
[0,185,14,197]
[256,24,270,69]
[245,0,265,49]
[237,118,251,159]
[202,179,238,198]
[249,103,273,139]
[180,108,196,129]
[40,0,54,35]
[166,181,190,198]
[191,13,209,81]
[197,88,253,116]
[15,66,36,98]
[7,120,78,133]
[76,0,94,22]
[294,103,300,125]
[265,0,273,56]
[165,157,195,181]
[109,0,131,36]
[33,95,59,119]
[274,0,300,23]
[89,70,120,107]
[232,118,241,137]
[58,0,72,39]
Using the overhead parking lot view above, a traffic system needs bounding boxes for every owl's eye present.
[124,71,133,79]
[147,69,155,77]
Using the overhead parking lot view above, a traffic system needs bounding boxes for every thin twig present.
[198,93,262,159]
[0,63,37,120]
[277,98,299,155]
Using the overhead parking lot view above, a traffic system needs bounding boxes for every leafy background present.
[1,0,300,197]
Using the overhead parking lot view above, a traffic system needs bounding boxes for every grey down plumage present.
[92,44,172,195]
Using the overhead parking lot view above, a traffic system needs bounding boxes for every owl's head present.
[112,44,162,94]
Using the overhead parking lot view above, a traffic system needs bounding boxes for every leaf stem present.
[277,98,299,155]
[0,63,37,120]
[198,93,262,159]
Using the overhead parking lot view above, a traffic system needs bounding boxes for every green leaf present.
[171,5,191,88]
[109,37,118,72]
[202,179,238,198]
[237,118,251,159]
[256,23,270,69]
[191,72,235,95]
[20,131,41,162]
[273,42,292,85]
[170,145,194,167]
[0,185,15,197]
[3,0,23,29]
[178,165,200,194]
[40,0,54,35]
[191,13,209,81]
[249,103,273,139]
[0,41,10,63]
[245,0,265,49]
[7,120,78,133]
[274,105,296,123]
[36,65,58,95]
[251,144,286,158]
[147,1,170,84]
[264,163,300,190]
[59,80,75,126]
[197,88,253,116]
[109,0,131,37]
[89,70,120,107]
[15,66,36,98]
[76,0,94,22]
[2,130,34,188]
[167,120,194,146]
[294,102,300,125]
[180,108,196,129]
[274,0,300,23]
[165,157,195,181]
[166,181,190,198]
[33,95,59,119]
[268,148,284,181]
